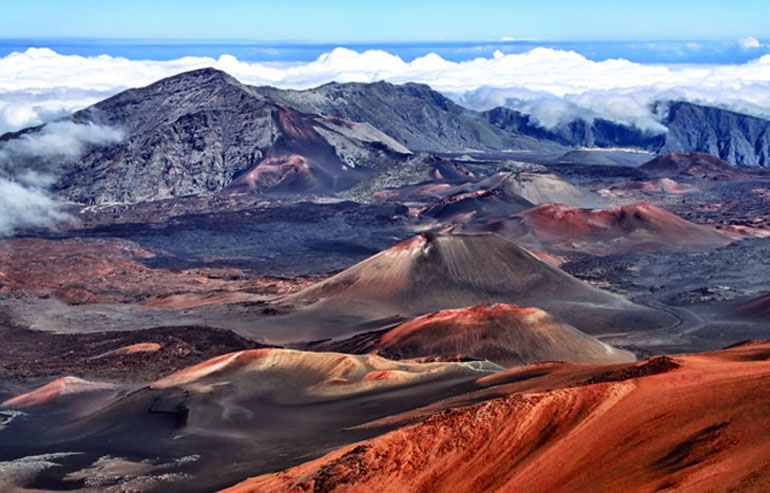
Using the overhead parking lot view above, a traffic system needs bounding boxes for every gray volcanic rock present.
[485,101,770,167]
[483,106,664,150]
[340,152,476,202]
[639,151,735,176]
[11,69,411,204]
[657,101,770,166]
[419,171,603,224]
[257,81,564,153]
[325,303,635,367]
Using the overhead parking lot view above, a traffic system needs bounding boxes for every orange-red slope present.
[520,202,733,254]
[375,303,634,367]
[226,342,770,493]
[0,237,310,305]
[1,376,119,409]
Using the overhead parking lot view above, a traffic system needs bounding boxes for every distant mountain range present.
[486,101,770,166]
[3,67,770,204]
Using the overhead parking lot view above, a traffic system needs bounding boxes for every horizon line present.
[0,36,759,45]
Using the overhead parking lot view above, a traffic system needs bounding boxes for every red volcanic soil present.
[640,152,738,179]
[1,376,117,409]
[92,342,162,358]
[277,106,324,142]
[519,202,733,254]
[229,153,314,192]
[0,319,265,384]
[0,237,312,305]
[225,342,770,493]
[372,183,458,203]
[421,188,534,223]
[529,249,566,267]
[373,303,633,367]
[147,348,493,403]
[734,293,770,319]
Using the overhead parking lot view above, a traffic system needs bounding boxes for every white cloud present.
[0,179,70,236]
[0,121,123,235]
[499,37,538,42]
[1,46,770,133]
[739,37,761,49]
[0,87,116,134]
[0,121,124,161]
[454,87,669,132]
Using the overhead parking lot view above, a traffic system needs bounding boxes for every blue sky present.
[1,0,768,42]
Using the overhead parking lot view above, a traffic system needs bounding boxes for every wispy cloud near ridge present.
[0,121,123,235]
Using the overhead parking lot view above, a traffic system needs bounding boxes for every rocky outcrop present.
[5,69,770,207]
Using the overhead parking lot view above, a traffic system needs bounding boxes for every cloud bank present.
[0,180,68,237]
[0,121,123,235]
[2,46,770,135]
[2,46,770,134]
[0,121,124,160]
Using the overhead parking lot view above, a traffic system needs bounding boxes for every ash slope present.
[278,232,671,340]
[640,151,743,177]
[0,349,500,492]
[735,293,770,319]
[229,342,770,493]
[422,171,604,223]
[517,202,734,254]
